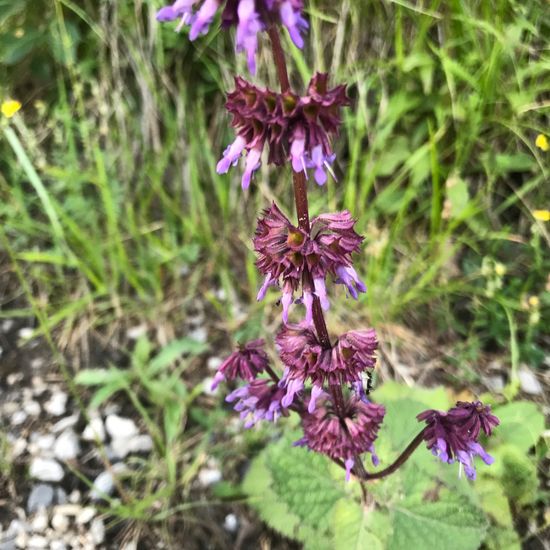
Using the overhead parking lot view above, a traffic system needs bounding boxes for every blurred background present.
[0,1,548,549]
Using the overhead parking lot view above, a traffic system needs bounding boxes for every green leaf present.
[476,478,513,526]
[332,500,388,550]
[266,436,345,529]
[148,338,209,375]
[163,400,185,445]
[373,381,450,410]
[498,446,538,505]
[492,401,544,452]
[75,368,128,386]
[389,493,487,550]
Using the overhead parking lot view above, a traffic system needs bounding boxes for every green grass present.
[0,0,548,543]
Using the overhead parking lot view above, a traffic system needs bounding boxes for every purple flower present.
[217,73,349,187]
[211,339,269,389]
[253,203,365,320]
[417,401,500,480]
[297,396,385,480]
[226,379,286,428]
[157,0,308,74]
[276,324,377,408]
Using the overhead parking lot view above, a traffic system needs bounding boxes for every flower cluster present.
[226,379,286,428]
[254,203,365,321]
[297,396,385,480]
[157,0,308,74]
[276,323,377,409]
[211,339,268,389]
[417,401,500,480]
[217,73,349,188]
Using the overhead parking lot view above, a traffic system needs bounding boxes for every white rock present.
[31,509,49,533]
[7,373,23,385]
[24,401,41,416]
[51,513,69,533]
[30,358,45,370]
[75,507,96,525]
[29,458,64,482]
[11,438,27,458]
[50,541,67,550]
[90,471,114,501]
[30,434,55,455]
[53,430,80,461]
[15,531,28,548]
[44,392,68,417]
[188,327,207,343]
[120,542,138,550]
[105,415,138,439]
[519,367,543,395]
[27,534,48,548]
[198,467,222,486]
[51,414,79,433]
[207,357,223,371]
[68,490,81,504]
[126,324,147,340]
[82,418,106,442]
[1,319,14,332]
[223,513,238,532]
[110,434,153,458]
[27,485,54,514]
[31,377,47,395]
[89,518,105,545]
[11,411,27,426]
[18,327,34,341]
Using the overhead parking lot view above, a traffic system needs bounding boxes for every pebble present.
[53,430,80,461]
[75,507,96,525]
[23,401,41,416]
[11,438,27,458]
[11,411,27,426]
[30,509,49,533]
[223,513,238,532]
[126,325,147,340]
[30,358,45,370]
[29,458,64,482]
[1,319,14,332]
[105,415,138,439]
[51,513,69,533]
[110,434,153,458]
[55,488,67,506]
[82,418,106,443]
[68,490,81,504]
[44,392,68,417]
[90,471,114,501]
[0,537,16,550]
[519,367,543,395]
[50,542,67,550]
[51,414,79,433]
[27,535,48,548]
[188,327,207,344]
[198,467,222,486]
[89,518,105,545]
[27,485,55,514]
[483,374,505,393]
[7,373,23,386]
[15,531,27,548]
[207,357,223,371]
[18,327,34,341]
[29,434,55,456]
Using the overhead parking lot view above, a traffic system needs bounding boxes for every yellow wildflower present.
[535,133,549,151]
[528,296,540,308]
[533,210,550,222]
[1,100,22,119]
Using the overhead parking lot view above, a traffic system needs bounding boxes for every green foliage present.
[243,384,546,549]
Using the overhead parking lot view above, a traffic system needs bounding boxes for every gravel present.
[29,458,64,482]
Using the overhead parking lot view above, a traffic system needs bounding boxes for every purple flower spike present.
[300,396,385,481]
[211,339,269,389]
[216,135,247,174]
[335,265,367,299]
[254,204,364,321]
[279,0,308,48]
[226,379,286,428]
[189,0,220,40]
[241,147,262,189]
[417,401,500,480]
[235,0,264,74]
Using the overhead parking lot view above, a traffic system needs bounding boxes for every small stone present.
[89,518,105,545]
[7,373,23,386]
[188,327,207,344]
[50,542,67,550]
[11,411,27,426]
[483,375,505,393]
[51,513,69,533]
[0,536,16,550]
[198,467,222,486]
[51,414,79,433]
[29,433,55,455]
[120,543,138,550]
[53,430,80,461]
[82,418,105,443]
[31,377,47,396]
[110,434,153,458]
[127,325,147,340]
[105,415,138,439]
[1,319,14,332]
[54,488,67,505]
[90,471,114,501]
[18,327,34,341]
[30,358,44,370]
[519,367,543,395]
[31,509,49,533]
[11,438,27,458]
[44,392,68,417]
[51,505,80,517]
[68,490,81,504]
[223,513,238,532]
[26,535,48,548]
[23,401,41,416]
[28,485,55,514]
[207,357,223,371]
[14,532,27,549]
[75,507,96,525]
[29,458,64,482]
